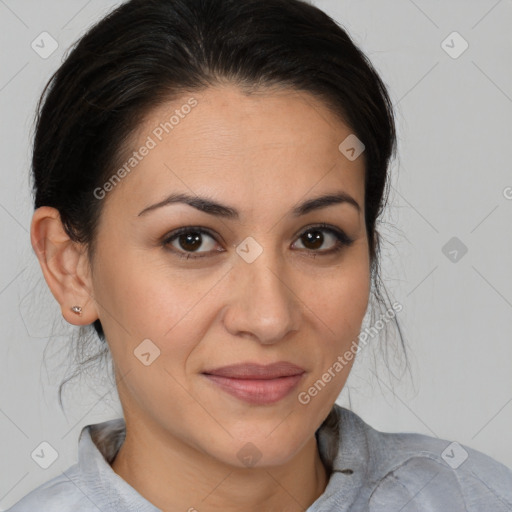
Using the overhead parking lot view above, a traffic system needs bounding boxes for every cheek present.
[90,239,206,369]
[313,245,371,338]
[93,256,208,418]
[301,245,370,398]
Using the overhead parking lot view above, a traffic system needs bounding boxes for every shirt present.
[6,404,512,511]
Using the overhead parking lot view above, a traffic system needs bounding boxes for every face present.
[87,84,370,468]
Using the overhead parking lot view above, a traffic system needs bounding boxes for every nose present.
[222,246,301,345]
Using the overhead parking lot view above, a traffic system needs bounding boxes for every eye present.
[162,227,221,259]
[292,223,354,256]
[162,223,354,260]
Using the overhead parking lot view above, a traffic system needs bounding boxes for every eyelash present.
[162,223,354,261]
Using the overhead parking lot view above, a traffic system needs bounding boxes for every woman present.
[8,0,512,510]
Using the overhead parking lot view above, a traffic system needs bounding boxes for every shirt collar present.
[77,418,160,511]
[77,404,369,511]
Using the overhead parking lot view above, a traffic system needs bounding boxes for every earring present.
[71,306,82,316]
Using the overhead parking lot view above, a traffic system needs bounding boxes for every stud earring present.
[71,306,82,316]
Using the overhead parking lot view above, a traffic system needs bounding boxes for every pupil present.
[180,232,201,251]
[304,230,323,250]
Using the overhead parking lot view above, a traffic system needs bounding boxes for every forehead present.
[108,84,366,219]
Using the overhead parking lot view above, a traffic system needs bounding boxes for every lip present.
[201,362,306,405]
[202,361,305,379]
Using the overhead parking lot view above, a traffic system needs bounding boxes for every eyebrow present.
[137,191,361,219]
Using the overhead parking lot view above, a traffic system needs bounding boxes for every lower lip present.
[202,373,304,405]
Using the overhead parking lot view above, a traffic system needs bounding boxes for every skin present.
[31,84,370,512]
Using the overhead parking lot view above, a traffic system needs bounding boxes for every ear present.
[30,206,99,326]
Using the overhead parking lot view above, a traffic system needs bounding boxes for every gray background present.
[1,0,511,508]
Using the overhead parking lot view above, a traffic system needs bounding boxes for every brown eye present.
[293,224,354,254]
[162,223,353,261]
[163,227,220,259]
[176,232,202,252]
[299,229,327,250]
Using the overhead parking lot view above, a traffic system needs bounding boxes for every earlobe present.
[30,206,99,326]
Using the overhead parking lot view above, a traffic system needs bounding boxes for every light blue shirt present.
[6,404,512,511]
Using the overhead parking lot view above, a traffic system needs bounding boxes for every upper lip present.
[202,362,306,379]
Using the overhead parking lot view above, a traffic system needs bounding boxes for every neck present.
[111,419,329,512]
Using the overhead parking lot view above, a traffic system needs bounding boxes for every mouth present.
[201,362,306,405]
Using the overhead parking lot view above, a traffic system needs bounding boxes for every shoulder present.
[337,407,512,510]
[5,464,98,512]
[369,433,512,510]
[6,418,158,512]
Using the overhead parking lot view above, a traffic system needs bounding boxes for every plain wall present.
[1,0,511,508]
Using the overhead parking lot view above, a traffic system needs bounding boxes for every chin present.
[223,435,305,470]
